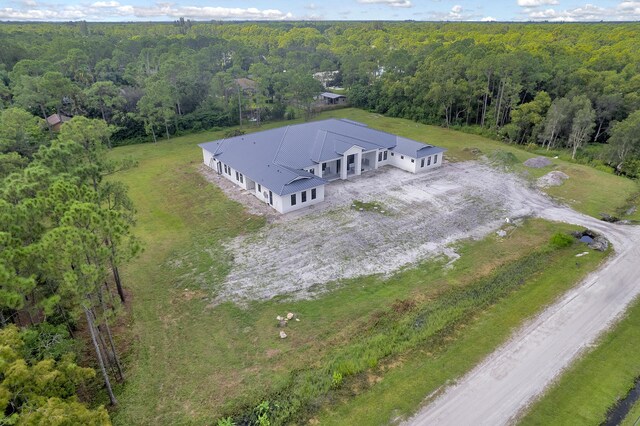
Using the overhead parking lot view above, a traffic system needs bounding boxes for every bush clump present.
[550,232,574,248]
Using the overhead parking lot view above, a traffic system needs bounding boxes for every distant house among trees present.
[320,92,347,106]
[46,113,71,131]
[313,70,340,88]
[234,78,257,94]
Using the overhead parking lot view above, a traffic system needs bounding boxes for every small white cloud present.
[357,0,413,8]
[481,16,496,21]
[517,0,559,6]
[452,5,463,13]
[91,1,120,7]
[0,3,295,20]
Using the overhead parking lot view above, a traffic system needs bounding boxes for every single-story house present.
[199,119,445,214]
[320,92,347,105]
[46,113,71,131]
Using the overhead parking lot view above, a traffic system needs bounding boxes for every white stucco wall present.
[376,149,391,167]
[389,152,418,173]
[202,148,214,168]
[415,153,443,173]
[279,185,325,213]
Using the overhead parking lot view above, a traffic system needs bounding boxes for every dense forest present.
[1,21,640,175]
[1,20,640,422]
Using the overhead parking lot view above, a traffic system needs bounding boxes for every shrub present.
[224,129,245,138]
[331,371,343,389]
[488,150,519,168]
[550,232,574,248]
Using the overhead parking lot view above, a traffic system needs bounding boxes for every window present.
[421,158,425,167]
[391,152,394,156]
[378,152,383,162]
[269,190,273,205]
[383,151,388,160]
[311,188,316,200]
[309,169,315,175]
[301,191,307,203]
[434,154,438,163]
[291,194,297,206]
[401,155,404,160]
[239,174,243,183]
[235,171,239,181]
[322,162,327,171]
[411,159,415,163]
[258,184,261,192]
[427,156,431,166]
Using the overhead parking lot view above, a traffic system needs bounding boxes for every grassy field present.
[519,295,640,426]
[108,109,630,424]
[623,399,640,426]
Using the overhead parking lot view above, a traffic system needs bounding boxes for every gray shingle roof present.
[393,137,446,158]
[320,92,346,99]
[198,119,444,196]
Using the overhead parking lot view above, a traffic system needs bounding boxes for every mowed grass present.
[622,399,640,426]
[519,295,640,426]
[108,109,620,424]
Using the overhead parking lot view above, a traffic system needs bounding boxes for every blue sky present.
[0,0,638,21]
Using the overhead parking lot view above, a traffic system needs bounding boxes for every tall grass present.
[225,245,559,424]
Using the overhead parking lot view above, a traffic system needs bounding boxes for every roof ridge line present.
[324,129,386,148]
[212,138,226,156]
[272,125,290,164]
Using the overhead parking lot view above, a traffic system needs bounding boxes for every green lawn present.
[108,109,629,424]
[622,399,640,426]
[520,295,640,426]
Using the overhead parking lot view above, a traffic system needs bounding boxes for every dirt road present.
[406,196,640,425]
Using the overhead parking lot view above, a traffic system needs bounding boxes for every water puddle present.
[580,235,594,244]
[603,377,640,426]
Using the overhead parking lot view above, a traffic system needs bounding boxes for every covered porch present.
[321,158,342,181]
[360,150,377,173]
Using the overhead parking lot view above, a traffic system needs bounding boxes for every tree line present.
[1,21,639,173]
[0,114,139,422]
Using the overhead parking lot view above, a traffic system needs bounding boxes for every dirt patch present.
[537,170,569,188]
[524,156,553,168]
[199,162,560,304]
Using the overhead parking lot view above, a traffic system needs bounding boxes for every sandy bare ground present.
[212,162,552,303]
[405,195,640,425]
[200,160,640,424]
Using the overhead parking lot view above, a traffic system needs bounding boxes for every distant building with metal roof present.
[319,92,347,105]
[199,118,445,213]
